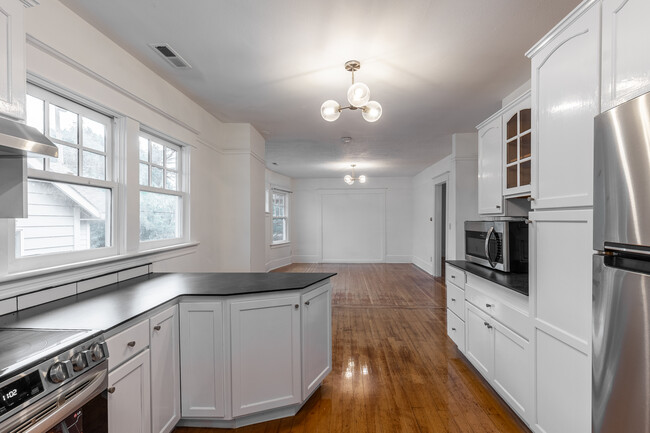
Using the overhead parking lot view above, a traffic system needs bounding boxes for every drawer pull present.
[483,321,493,329]
[486,303,493,308]
[305,300,310,306]
[294,304,299,309]
[107,387,116,394]
[153,325,161,331]
[127,341,136,348]
[451,327,456,331]
[451,275,455,279]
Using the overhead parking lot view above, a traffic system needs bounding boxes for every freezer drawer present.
[593,254,650,433]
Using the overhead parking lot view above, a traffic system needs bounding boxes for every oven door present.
[465,221,506,271]
[0,362,107,433]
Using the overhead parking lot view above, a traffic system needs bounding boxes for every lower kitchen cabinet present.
[301,283,332,399]
[230,294,302,417]
[150,305,181,433]
[493,320,529,418]
[179,301,226,418]
[465,302,493,377]
[108,349,151,433]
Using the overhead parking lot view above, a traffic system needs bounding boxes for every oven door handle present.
[485,226,496,268]
[1,363,107,433]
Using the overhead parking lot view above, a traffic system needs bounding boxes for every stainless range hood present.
[0,116,58,157]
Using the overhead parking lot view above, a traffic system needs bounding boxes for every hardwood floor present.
[173,263,531,433]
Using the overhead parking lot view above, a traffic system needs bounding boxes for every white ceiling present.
[59,0,581,179]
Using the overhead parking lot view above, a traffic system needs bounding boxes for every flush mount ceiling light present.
[344,164,367,185]
[321,60,382,123]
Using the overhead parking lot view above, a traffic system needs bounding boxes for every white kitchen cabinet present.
[465,302,493,378]
[601,0,650,111]
[446,264,466,353]
[0,0,26,120]
[230,294,302,417]
[179,302,226,418]
[501,94,531,197]
[108,349,151,433]
[527,1,600,210]
[301,283,332,400]
[477,116,504,214]
[150,305,180,433]
[493,320,529,420]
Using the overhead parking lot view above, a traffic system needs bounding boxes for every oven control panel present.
[0,371,44,417]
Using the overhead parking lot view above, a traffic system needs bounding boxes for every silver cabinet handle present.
[294,304,299,309]
[153,325,161,331]
[451,328,456,331]
[496,205,501,209]
[486,303,493,308]
[451,298,456,302]
[107,387,116,394]
[127,341,136,348]
[451,275,455,279]
[304,300,310,306]
[483,321,493,329]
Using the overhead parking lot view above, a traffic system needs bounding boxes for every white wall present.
[292,177,412,264]
[265,169,293,271]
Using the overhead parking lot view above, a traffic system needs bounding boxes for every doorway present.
[433,175,449,277]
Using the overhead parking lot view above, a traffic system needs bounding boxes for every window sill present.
[270,242,290,249]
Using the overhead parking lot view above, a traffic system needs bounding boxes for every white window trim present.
[270,187,290,246]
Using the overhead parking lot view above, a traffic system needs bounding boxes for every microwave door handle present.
[485,226,496,268]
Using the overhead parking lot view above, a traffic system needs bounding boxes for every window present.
[271,190,289,244]
[138,132,184,243]
[14,85,114,259]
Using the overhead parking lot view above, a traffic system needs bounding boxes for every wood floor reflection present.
[173,263,531,433]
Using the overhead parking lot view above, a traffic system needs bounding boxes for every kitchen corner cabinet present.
[150,305,181,433]
[301,283,332,399]
[0,0,26,120]
[502,96,532,196]
[108,349,152,433]
[601,0,650,111]
[231,294,302,417]
[477,116,504,215]
[179,301,226,418]
[527,1,600,210]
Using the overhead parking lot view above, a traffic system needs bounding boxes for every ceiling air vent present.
[149,43,192,69]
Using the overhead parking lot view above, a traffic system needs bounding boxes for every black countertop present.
[446,260,528,296]
[0,272,335,332]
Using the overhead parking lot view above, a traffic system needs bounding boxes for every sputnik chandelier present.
[344,164,367,185]
[321,60,382,123]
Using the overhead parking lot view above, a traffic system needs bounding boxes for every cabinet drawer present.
[465,284,529,340]
[447,309,465,353]
[446,283,465,319]
[446,265,466,287]
[107,319,150,370]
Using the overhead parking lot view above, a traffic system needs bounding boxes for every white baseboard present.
[412,256,433,275]
[386,255,412,263]
[292,255,320,263]
[265,256,292,272]
[321,259,384,263]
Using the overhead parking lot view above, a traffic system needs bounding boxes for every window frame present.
[8,84,118,273]
[137,130,189,250]
[270,189,290,246]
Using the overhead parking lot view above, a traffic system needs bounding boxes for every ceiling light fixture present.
[344,164,367,185]
[321,60,382,123]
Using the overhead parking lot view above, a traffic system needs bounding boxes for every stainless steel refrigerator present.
[593,90,650,433]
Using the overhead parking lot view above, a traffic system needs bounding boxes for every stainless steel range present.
[0,328,109,433]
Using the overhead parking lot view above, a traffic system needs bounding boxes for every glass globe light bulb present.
[347,82,370,108]
[358,175,366,184]
[362,100,382,122]
[344,175,354,185]
[321,100,341,122]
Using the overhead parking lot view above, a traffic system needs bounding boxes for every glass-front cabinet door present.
[502,94,532,196]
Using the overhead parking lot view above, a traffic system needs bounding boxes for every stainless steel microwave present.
[464,220,529,273]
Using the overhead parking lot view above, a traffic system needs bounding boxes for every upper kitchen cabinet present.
[0,0,27,120]
[502,94,532,197]
[601,0,650,111]
[527,0,601,211]
[477,115,503,215]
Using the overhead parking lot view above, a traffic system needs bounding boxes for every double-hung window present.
[271,190,289,244]
[138,132,184,245]
[13,85,115,265]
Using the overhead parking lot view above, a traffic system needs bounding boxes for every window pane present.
[151,142,164,166]
[26,95,44,133]
[165,171,177,190]
[151,166,163,188]
[50,144,78,175]
[139,163,149,186]
[139,137,149,161]
[15,180,111,257]
[272,218,286,242]
[272,193,286,217]
[82,117,106,152]
[49,104,78,144]
[82,151,105,180]
[165,147,177,170]
[140,191,180,241]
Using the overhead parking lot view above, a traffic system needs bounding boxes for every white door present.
[230,295,301,416]
[530,3,600,210]
[465,303,493,379]
[492,321,530,422]
[150,306,180,433]
[179,302,226,418]
[321,191,385,263]
[0,0,26,120]
[301,284,332,399]
[108,350,151,433]
[478,116,504,215]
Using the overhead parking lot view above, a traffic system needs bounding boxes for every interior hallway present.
[174,263,530,433]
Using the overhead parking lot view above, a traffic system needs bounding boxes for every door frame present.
[433,173,450,277]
